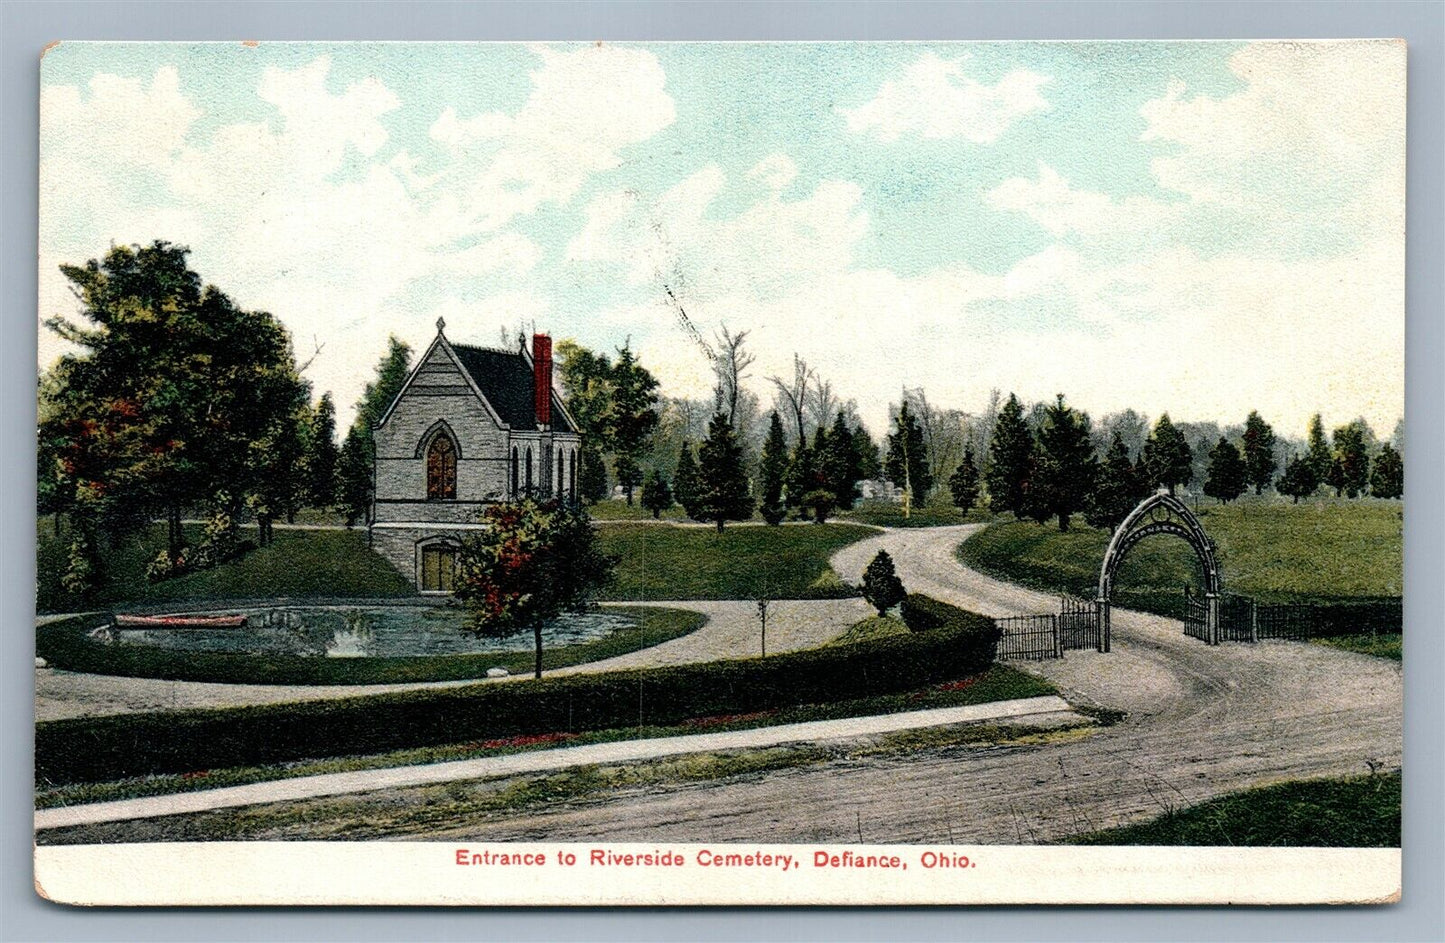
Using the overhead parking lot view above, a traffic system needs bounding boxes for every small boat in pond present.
[114,613,247,629]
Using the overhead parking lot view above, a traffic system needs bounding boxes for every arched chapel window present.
[526,448,534,494]
[511,447,519,497]
[426,434,456,500]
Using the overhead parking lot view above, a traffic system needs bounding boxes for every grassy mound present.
[959,499,1402,619]
[1070,771,1400,847]
[596,522,873,600]
[36,606,705,685]
[38,520,413,614]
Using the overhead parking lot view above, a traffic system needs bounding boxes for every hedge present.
[899,593,995,635]
[35,612,1001,787]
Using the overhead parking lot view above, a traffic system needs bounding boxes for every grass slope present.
[596,522,873,600]
[959,499,1402,618]
[38,520,412,613]
[37,606,705,685]
[1070,771,1400,847]
[838,501,993,529]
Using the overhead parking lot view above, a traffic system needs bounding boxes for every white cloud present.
[842,52,1049,144]
[985,163,1182,238]
[39,47,675,431]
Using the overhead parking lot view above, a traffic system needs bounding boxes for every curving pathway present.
[35,598,869,722]
[421,524,1401,844]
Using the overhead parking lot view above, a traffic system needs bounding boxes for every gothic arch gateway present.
[1097,490,1224,648]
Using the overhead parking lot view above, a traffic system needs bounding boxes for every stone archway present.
[1097,489,1224,648]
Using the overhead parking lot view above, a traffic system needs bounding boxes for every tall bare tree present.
[807,377,840,434]
[768,353,814,445]
[712,325,756,428]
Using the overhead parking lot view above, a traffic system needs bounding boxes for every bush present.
[861,550,906,615]
[36,611,1002,787]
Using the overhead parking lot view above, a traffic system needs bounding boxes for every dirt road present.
[427,525,1401,844]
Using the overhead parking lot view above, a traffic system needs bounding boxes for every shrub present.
[861,550,906,615]
[36,611,1001,786]
[899,592,996,636]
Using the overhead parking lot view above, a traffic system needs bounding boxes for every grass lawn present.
[38,519,413,613]
[1069,770,1400,847]
[1314,634,1402,661]
[37,605,706,685]
[35,663,1056,811]
[958,498,1402,618]
[838,500,993,529]
[596,521,873,600]
[829,614,910,646]
[585,500,702,523]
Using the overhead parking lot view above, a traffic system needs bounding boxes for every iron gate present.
[995,614,1061,661]
[1059,594,1101,650]
[1182,585,1209,642]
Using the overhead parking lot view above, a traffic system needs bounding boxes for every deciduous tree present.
[1276,453,1319,503]
[1370,443,1403,499]
[1331,421,1371,498]
[640,468,674,519]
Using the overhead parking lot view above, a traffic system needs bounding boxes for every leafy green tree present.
[307,392,340,509]
[41,241,309,589]
[1370,443,1403,499]
[1276,453,1320,503]
[1325,455,1347,497]
[985,393,1032,516]
[1085,432,1145,530]
[948,446,981,513]
[884,401,932,508]
[1306,413,1333,481]
[694,413,755,532]
[454,498,615,679]
[1241,411,1277,495]
[674,442,701,519]
[1141,412,1193,495]
[853,425,882,481]
[338,336,413,525]
[554,340,614,447]
[1021,394,1098,531]
[640,468,674,519]
[578,446,609,504]
[1331,421,1371,498]
[861,550,907,616]
[609,344,660,505]
[1203,437,1248,504]
[757,412,789,525]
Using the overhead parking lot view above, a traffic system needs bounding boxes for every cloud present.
[985,163,1182,238]
[842,52,1049,144]
[39,47,675,430]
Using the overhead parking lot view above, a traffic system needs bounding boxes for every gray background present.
[2,2,1440,940]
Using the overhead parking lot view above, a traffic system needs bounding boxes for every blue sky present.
[38,41,1404,437]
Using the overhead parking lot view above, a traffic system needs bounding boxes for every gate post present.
[1053,615,1063,659]
[1096,597,1110,653]
[1249,599,1259,643]
[1205,593,1221,646]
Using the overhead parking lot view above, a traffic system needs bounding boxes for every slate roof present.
[450,343,576,433]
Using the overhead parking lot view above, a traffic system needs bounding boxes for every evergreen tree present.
[578,446,609,504]
[1141,412,1193,495]
[336,427,371,527]
[1241,410,1278,495]
[1306,413,1332,481]
[948,446,981,513]
[338,336,413,526]
[800,425,839,523]
[861,550,907,616]
[306,392,340,508]
[758,412,789,525]
[1370,443,1403,499]
[823,412,863,512]
[609,344,660,505]
[1331,421,1371,498]
[784,439,815,516]
[640,468,674,518]
[694,413,755,532]
[674,442,701,520]
[1203,437,1248,504]
[884,401,932,508]
[1021,394,1098,531]
[1326,455,1347,497]
[853,425,882,481]
[1276,453,1320,503]
[1084,432,1145,530]
[985,393,1033,516]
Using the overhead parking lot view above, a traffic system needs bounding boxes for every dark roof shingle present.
[450,344,574,433]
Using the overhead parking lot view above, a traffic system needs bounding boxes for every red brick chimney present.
[532,333,552,427]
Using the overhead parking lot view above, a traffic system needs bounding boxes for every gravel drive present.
[424,524,1401,844]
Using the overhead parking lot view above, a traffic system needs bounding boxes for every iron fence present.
[1059,594,1102,651]
[1182,586,1209,642]
[994,614,1062,661]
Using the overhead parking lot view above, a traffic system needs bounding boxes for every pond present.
[96,606,634,659]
